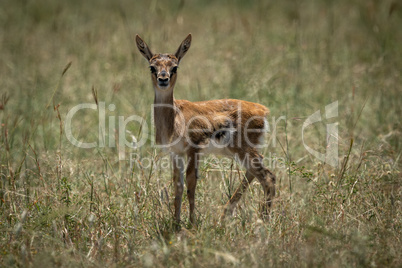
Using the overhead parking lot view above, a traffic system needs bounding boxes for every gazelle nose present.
[157,71,170,83]
[158,77,169,83]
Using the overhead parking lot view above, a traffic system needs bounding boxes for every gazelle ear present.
[175,34,192,63]
[136,35,153,61]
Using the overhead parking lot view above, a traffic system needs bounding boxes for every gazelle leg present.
[246,152,276,219]
[172,154,185,224]
[186,151,199,225]
[221,170,255,220]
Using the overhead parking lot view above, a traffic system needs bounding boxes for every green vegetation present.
[0,0,400,267]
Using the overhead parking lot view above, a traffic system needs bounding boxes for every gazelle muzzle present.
[157,70,170,88]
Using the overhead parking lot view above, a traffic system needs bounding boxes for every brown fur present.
[136,34,276,226]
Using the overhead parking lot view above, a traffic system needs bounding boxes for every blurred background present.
[0,0,401,266]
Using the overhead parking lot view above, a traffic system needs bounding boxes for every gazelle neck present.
[153,88,176,145]
[154,87,174,104]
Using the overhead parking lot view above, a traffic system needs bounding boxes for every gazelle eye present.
[171,66,178,74]
[149,66,157,73]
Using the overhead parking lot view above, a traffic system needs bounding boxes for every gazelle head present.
[136,34,192,91]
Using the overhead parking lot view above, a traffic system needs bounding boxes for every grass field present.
[0,0,401,267]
